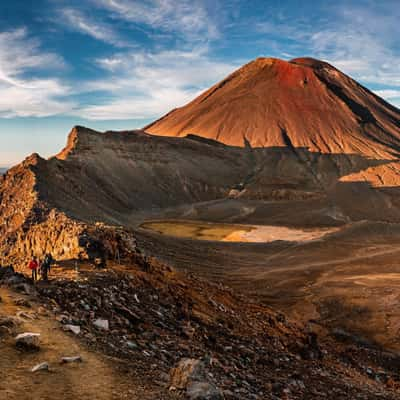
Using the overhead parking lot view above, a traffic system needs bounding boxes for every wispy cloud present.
[0,2,227,120]
[310,26,400,86]
[308,3,400,87]
[253,2,400,91]
[91,0,219,42]
[76,47,237,120]
[0,28,64,78]
[59,8,129,47]
[0,28,74,117]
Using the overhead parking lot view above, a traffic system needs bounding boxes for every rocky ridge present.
[2,124,400,270]
[2,57,400,270]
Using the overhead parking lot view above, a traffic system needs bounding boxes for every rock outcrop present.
[0,153,139,268]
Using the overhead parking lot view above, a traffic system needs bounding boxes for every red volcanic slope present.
[145,58,400,158]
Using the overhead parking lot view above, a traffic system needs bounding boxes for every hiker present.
[40,253,53,281]
[28,256,39,282]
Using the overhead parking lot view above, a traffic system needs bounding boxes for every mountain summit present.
[145,57,400,158]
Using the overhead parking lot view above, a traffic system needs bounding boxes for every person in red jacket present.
[28,256,39,282]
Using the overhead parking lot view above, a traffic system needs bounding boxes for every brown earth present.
[0,287,159,400]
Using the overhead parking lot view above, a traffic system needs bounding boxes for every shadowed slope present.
[0,126,395,234]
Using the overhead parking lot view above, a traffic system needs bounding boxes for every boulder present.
[0,316,18,336]
[14,283,36,296]
[169,358,223,399]
[16,311,35,320]
[64,324,81,335]
[4,274,26,286]
[15,332,40,349]
[0,316,17,328]
[126,340,138,350]
[187,382,223,400]
[170,358,206,390]
[14,298,32,308]
[0,266,15,281]
[93,319,109,330]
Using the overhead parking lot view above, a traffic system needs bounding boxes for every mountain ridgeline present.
[1,57,400,266]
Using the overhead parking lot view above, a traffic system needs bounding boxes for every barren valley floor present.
[136,202,400,353]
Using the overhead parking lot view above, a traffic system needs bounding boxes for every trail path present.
[0,287,161,400]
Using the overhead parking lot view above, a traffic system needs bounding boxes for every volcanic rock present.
[93,319,109,331]
[0,316,18,336]
[64,324,81,335]
[169,358,206,390]
[186,382,223,400]
[15,332,40,350]
[169,358,223,399]
[27,252,400,398]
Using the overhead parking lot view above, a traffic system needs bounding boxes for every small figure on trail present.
[28,256,39,282]
[40,253,54,281]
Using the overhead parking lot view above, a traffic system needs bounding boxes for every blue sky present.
[1,0,400,166]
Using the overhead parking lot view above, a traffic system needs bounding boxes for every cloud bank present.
[0,28,74,117]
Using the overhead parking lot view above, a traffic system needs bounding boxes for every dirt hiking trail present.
[0,287,164,400]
